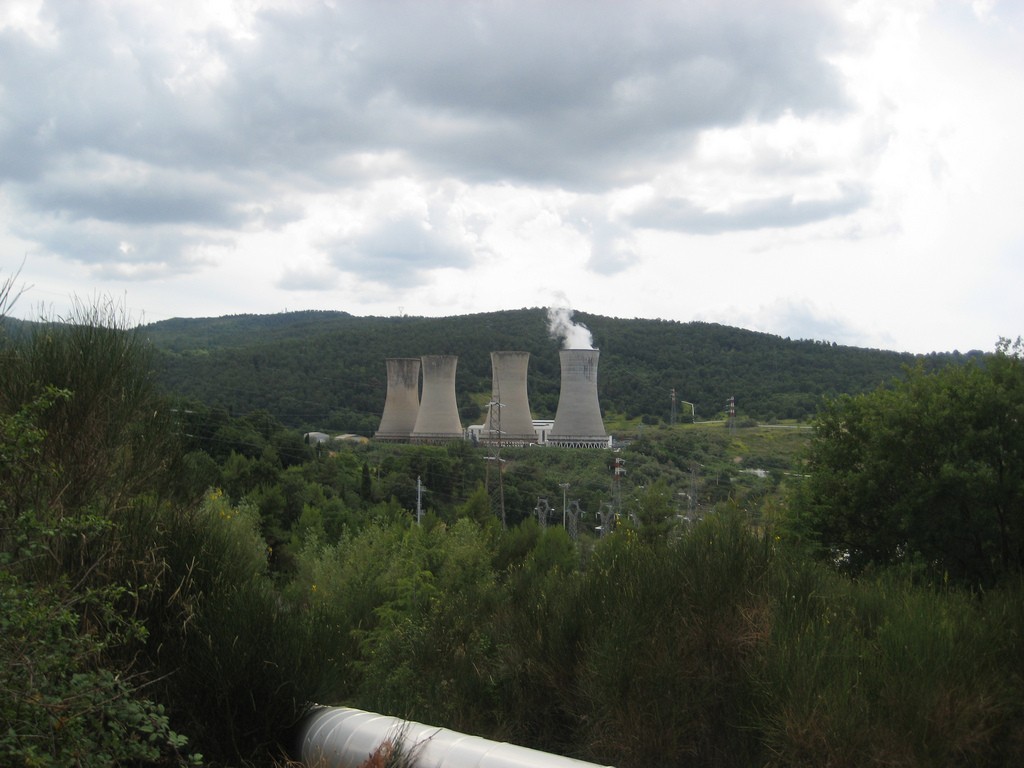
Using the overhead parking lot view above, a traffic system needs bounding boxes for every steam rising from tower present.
[374,306,608,448]
[546,306,593,350]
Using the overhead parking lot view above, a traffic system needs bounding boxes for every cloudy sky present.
[2,0,1022,353]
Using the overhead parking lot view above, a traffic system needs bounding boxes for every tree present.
[0,291,343,766]
[791,341,1024,585]
[0,384,199,766]
[624,479,680,543]
[0,299,179,518]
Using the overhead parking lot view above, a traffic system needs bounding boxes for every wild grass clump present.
[569,512,770,766]
[138,490,351,766]
[758,559,1024,767]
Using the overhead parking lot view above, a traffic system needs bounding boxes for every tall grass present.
[136,490,351,766]
[0,300,176,519]
[564,513,769,766]
[759,559,1024,767]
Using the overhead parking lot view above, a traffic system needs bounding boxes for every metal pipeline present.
[296,706,614,768]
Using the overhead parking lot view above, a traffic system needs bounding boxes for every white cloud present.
[1,0,1021,352]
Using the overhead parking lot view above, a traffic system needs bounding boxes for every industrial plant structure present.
[410,354,464,443]
[548,349,610,448]
[478,351,538,445]
[374,348,608,448]
[374,358,421,442]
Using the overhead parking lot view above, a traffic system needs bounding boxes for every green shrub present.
[0,301,178,521]
[568,512,770,766]
[0,572,198,768]
[0,390,200,767]
[140,489,349,766]
[758,559,1024,767]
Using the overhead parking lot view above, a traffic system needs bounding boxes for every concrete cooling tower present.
[411,355,464,443]
[480,351,537,445]
[374,358,421,442]
[548,349,609,448]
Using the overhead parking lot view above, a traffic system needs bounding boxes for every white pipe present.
[297,706,614,768]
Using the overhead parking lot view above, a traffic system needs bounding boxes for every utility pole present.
[599,502,615,537]
[613,457,626,517]
[559,482,570,528]
[688,463,700,522]
[416,475,423,525]
[670,387,677,425]
[485,392,506,527]
[495,399,505,528]
[567,499,581,541]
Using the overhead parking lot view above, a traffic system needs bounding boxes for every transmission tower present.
[598,502,616,537]
[567,499,582,541]
[484,392,506,527]
[613,457,626,518]
[535,497,551,529]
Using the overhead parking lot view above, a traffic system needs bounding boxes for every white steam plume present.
[547,305,594,349]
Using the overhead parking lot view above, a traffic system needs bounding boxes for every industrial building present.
[548,349,610,448]
[477,351,538,446]
[374,358,421,442]
[410,354,464,443]
[374,348,608,448]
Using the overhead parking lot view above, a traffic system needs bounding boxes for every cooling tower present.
[374,358,421,442]
[411,355,463,443]
[548,349,608,448]
[480,351,537,445]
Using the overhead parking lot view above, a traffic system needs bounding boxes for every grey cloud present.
[23,176,245,227]
[773,306,865,346]
[17,215,220,277]
[324,213,476,288]
[345,1,849,187]
[587,235,640,275]
[4,1,849,187]
[253,200,307,231]
[1,7,180,178]
[630,183,870,234]
[277,264,340,292]
[358,2,845,119]
[0,0,856,273]
[567,200,642,275]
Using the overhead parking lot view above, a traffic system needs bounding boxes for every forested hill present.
[144,308,980,434]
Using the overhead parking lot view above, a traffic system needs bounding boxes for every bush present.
[568,512,769,766]
[0,390,200,767]
[139,490,350,766]
[0,298,346,766]
[0,572,198,768]
[0,300,178,520]
[758,558,1024,766]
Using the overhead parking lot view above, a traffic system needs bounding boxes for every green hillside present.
[4,296,1021,768]
[145,308,978,434]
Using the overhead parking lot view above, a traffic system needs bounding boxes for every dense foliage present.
[0,300,202,766]
[0,298,343,767]
[3,282,1022,767]
[791,337,1024,587]
[137,308,977,432]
